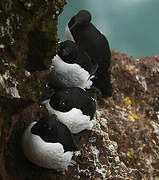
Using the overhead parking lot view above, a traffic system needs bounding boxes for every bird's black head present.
[58,40,78,62]
[58,40,96,74]
[69,10,91,30]
[31,116,58,142]
[49,87,96,119]
[31,116,78,152]
[49,88,73,112]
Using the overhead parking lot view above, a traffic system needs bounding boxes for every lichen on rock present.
[1,49,159,180]
[0,0,67,101]
[1,0,159,179]
[0,0,67,179]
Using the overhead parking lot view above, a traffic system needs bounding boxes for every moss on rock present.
[0,1,67,179]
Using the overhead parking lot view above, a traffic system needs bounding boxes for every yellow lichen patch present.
[131,112,138,119]
[128,111,138,122]
[115,156,120,162]
[128,115,135,122]
[127,152,134,159]
[144,94,153,104]
[144,94,152,100]
[124,97,132,106]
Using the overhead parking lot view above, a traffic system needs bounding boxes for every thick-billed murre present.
[43,87,96,134]
[49,40,98,90]
[22,116,77,171]
[66,10,112,97]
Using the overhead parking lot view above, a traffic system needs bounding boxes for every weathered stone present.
[1,0,159,179]
[1,50,159,179]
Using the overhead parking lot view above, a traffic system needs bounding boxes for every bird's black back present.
[69,23,111,68]
[49,87,96,119]
[58,40,95,74]
[31,116,77,152]
[68,10,113,97]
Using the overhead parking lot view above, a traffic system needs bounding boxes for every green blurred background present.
[58,0,159,58]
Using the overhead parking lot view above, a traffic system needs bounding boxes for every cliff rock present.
[1,50,159,179]
[0,0,159,179]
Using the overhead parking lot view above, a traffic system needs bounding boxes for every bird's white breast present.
[65,25,75,42]
[22,122,74,171]
[51,55,93,89]
[43,100,95,134]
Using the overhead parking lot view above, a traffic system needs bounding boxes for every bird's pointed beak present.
[31,123,40,135]
[70,21,79,30]
[90,63,98,75]
[88,63,99,80]
[62,49,70,57]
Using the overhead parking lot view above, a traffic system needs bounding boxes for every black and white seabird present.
[22,116,77,171]
[49,40,98,90]
[65,10,112,97]
[43,87,96,134]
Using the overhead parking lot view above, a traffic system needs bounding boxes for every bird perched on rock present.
[22,116,77,171]
[48,40,98,90]
[65,10,112,98]
[43,87,96,134]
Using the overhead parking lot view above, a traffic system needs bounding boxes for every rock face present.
[1,49,159,179]
[1,1,159,179]
[0,0,66,71]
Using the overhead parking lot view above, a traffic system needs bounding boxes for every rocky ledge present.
[0,50,159,180]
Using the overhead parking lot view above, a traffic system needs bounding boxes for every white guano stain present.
[156,112,159,121]
[0,44,5,49]
[136,74,148,91]
[152,67,159,74]
[0,71,20,98]
[90,145,108,179]
[151,121,159,135]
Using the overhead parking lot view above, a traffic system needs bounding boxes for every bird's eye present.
[65,90,69,94]
[59,100,65,106]
[48,127,52,131]
[62,49,70,57]
[43,124,47,128]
